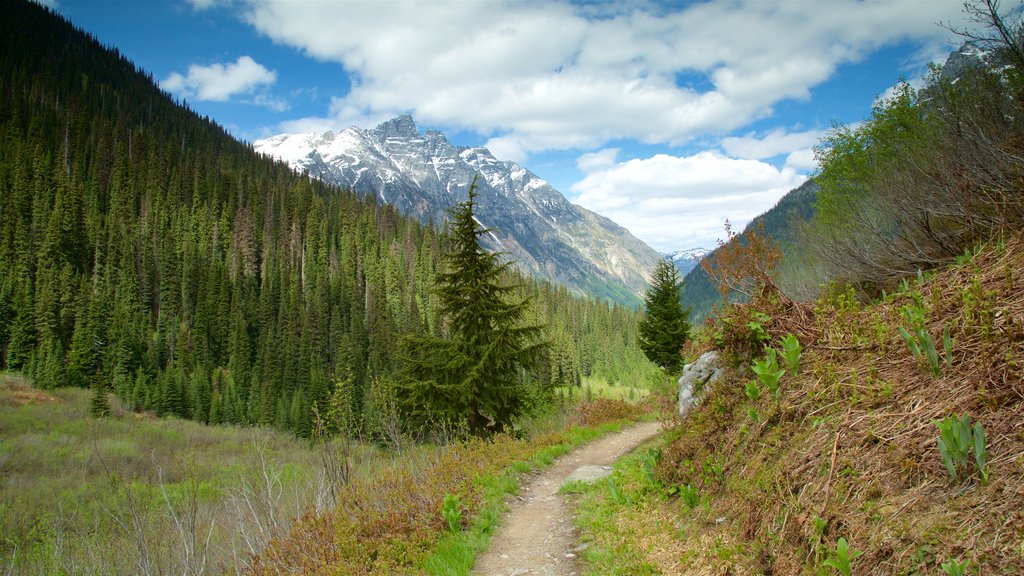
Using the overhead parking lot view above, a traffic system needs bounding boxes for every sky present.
[43,0,978,253]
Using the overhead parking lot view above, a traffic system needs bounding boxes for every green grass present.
[0,373,329,575]
[581,377,650,401]
[572,436,666,576]
[418,419,633,575]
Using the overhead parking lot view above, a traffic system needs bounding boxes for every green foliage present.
[779,333,802,373]
[821,537,862,576]
[606,476,631,506]
[898,294,951,377]
[750,348,785,400]
[441,493,464,532]
[638,259,691,373]
[940,558,971,576]
[401,181,547,435]
[934,414,989,483]
[744,381,761,403]
[0,0,659,438]
[744,380,762,423]
[678,483,699,510]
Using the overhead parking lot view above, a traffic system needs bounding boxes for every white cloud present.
[571,151,806,252]
[162,55,278,104]
[721,128,827,161]
[784,149,818,173]
[238,0,966,154]
[576,148,620,172]
[186,0,228,10]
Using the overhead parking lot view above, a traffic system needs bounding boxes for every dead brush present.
[570,397,647,427]
[245,420,592,575]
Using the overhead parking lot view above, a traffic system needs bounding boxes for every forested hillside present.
[0,0,658,436]
[681,179,818,321]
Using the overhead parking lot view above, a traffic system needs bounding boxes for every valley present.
[3,0,1023,574]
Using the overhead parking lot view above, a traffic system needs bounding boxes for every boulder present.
[678,351,724,416]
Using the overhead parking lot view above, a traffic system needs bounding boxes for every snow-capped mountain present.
[663,248,710,275]
[255,115,662,303]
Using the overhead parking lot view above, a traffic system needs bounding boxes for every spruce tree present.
[401,178,547,435]
[638,260,690,373]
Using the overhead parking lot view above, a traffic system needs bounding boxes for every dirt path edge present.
[471,421,663,576]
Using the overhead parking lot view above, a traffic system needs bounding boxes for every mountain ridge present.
[255,115,662,305]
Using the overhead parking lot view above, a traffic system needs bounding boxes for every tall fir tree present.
[638,260,690,373]
[401,178,547,435]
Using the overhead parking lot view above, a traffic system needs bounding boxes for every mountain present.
[681,179,819,321]
[663,248,709,276]
[254,116,661,305]
[0,0,657,440]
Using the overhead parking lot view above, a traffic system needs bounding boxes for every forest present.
[0,0,660,440]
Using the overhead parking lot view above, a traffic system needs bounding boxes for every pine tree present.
[638,260,690,373]
[401,178,547,434]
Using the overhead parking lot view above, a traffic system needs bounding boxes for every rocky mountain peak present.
[373,114,420,139]
[255,115,662,304]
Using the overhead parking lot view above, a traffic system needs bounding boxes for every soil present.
[471,421,662,576]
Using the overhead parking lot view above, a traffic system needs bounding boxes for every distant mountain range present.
[663,248,709,276]
[255,115,662,305]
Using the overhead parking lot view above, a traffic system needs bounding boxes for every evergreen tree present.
[638,260,690,373]
[401,179,547,435]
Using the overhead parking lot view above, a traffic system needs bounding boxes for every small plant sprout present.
[744,380,762,402]
[780,333,802,373]
[744,380,762,423]
[898,303,950,376]
[751,350,785,400]
[442,493,464,532]
[935,414,989,483]
[940,558,971,576]
[943,325,954,366]
[809,515,828,561]
[642,448,663,489]
[973,421,989,484]
[822,537,861,576]
[679,484,699,510]
[606,477,630,506]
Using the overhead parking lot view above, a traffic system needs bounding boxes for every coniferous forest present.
[0,0,659,437]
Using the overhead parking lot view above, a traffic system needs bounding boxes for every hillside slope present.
[255,116,662,305]
[577,235,1024,574]
[0,0,657,437]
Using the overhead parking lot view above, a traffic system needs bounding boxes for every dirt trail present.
[471,421,662,576]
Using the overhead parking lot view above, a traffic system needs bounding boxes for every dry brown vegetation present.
[642,235,1024,574]
[246,398,648,575]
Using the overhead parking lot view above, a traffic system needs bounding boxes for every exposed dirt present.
[472,421,662,576]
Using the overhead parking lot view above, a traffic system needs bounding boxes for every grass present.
[572,236,1024,575]
[0,373,650,576]
[243,398,647,575]
[418,418,632,575]
[581,376,650,402]
[0,372,328,575]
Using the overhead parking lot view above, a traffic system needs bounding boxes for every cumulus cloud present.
[571,151,806,252]
[162,55,279,105]
[721,128,827,161]
[236,0,965,154]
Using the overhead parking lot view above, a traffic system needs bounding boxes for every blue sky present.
[45,0,974,252]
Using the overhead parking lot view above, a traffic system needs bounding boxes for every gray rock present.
[678,351,724,416]
[564,465,614,484]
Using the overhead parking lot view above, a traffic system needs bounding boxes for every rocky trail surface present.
[471,421,662,576]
